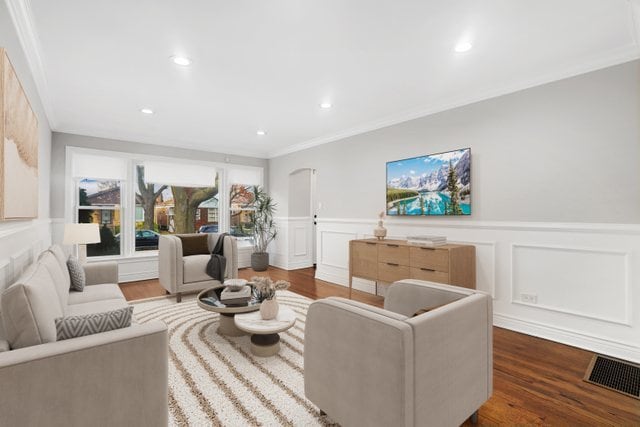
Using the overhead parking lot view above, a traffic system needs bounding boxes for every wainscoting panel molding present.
[511,244,630,326]
[314,217,640,363]
[269,217,314,270]
[0,219,52,291]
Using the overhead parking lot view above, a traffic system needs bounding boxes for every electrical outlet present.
[520,293,538,304]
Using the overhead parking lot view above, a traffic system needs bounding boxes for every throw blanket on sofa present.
[206,233,229,282]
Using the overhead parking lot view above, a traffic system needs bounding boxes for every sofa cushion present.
[47,245,71,287]
[1,262,64,349]
[183,255,213,283]
[68,284,125,305]
[67,256,86,291]
[38,251,70,308]
[55,306,134,341]
[65,298,129,317]
[178,234,210,256]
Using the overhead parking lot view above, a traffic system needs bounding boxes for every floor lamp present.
[63,223,101,264]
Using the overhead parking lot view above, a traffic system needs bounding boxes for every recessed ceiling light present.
[170,56,192,66]
[256,130,266,136]
[454,42,473,53]
[140,108,154,115]
[320,102,332,109]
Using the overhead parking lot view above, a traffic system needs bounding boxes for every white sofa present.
[159,233,238,302]
[304,280,493,427]
[0,245,168,426]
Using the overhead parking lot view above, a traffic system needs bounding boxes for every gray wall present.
[50,132,269,218]
[269,60,640,224]
[288,169,312,217]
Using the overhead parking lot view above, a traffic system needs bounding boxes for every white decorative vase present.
[374,224,387,240]
[260,298,279,320]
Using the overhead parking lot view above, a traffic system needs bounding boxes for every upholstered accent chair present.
[304,280,493,427]
[159,233,238,302]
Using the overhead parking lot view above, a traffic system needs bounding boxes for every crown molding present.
[268,44,640,159]
[4,0,57,128]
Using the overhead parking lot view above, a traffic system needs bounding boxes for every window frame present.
[66,147,263,260]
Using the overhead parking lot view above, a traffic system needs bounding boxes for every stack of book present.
[220,285,251,305]
[406,235,447,247]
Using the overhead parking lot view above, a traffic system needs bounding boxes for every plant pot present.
[251,252,269,271]
[260,297,279,320]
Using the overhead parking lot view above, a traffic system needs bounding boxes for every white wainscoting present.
[269,217,314,270]
[0,219,52,291]
[315,218,640,363]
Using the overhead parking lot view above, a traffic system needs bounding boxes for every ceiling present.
[10,0,640,158]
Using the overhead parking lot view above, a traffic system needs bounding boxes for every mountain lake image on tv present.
[386,148,471,216]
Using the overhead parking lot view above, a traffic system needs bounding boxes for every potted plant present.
[250,186,277,271]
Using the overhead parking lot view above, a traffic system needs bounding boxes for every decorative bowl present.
[224,278,248,291]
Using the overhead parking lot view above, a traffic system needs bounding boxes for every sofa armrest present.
[159,235,182,292]
[0,321,168,425]
[83,261,119,285]
[304,299,414,427]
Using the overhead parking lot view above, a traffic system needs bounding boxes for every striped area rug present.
[132,291,336,427]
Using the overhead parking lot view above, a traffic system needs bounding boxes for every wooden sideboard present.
[348,239,476,298]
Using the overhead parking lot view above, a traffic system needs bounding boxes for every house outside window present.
[76,179,122,257]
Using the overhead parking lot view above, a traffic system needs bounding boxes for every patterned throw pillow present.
[55,306,134,341]
[67,256,86,291]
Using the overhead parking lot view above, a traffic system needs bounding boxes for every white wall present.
[0,1,52,290]
[268,60,640,363]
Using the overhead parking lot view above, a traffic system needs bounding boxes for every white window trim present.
[65,146,263,261]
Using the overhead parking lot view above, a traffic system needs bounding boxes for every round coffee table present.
[197,285,261,336]
[234,307,296,357]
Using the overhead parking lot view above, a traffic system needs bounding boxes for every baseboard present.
[493,313,640,364]
[119,270,158,283]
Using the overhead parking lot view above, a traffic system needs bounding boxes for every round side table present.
[234,307,296,357]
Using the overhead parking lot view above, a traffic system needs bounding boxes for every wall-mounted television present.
[386,148,471,216]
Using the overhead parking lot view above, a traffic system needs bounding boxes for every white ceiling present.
[10,0,640,158]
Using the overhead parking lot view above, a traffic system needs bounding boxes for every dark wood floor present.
[120,267,640,426]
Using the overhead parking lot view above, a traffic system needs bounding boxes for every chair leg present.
[176,292,182,303]
[470,410,478,424]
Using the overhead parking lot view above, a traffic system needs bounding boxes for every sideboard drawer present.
[378,243,410,266]
[351,241,378,279]
[409,246,449,272]
[377,262,410,283]
[410,267,449,284]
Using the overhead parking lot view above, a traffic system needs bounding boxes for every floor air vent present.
[584,355,640,399]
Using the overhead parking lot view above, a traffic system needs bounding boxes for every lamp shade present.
[63,223,101,245]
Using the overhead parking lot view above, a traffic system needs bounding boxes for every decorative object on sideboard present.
[0,48,39,220]
[250,186,277,271]
[252,276,290,320]
[373,211,387,240]
[63,223,101,264]
[406,235,447,247]
[386,148,470,216]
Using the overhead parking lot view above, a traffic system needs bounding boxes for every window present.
[229,184,255,245]
[68,149,262,258]
[134,164,219,251]
[77,179,122,257]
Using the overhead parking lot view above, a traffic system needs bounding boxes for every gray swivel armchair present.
[304,279,493,427]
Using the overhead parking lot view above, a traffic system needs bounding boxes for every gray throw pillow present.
[67,256,86,291]
[55,306,134,341]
